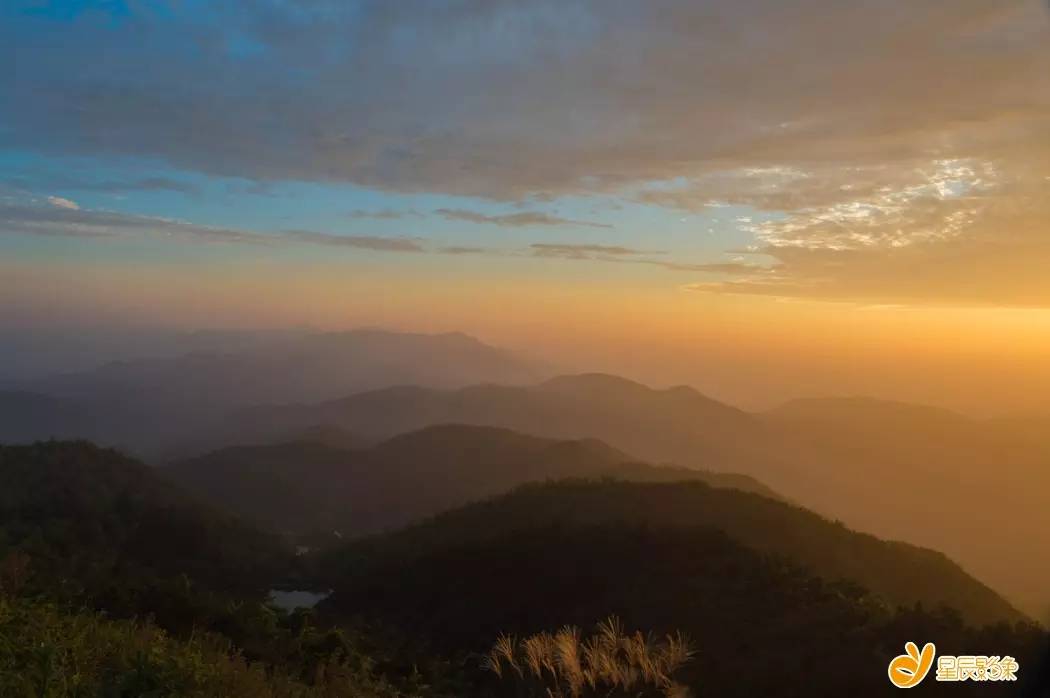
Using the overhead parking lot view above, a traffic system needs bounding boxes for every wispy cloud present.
[0,201,422,252]
[676,159,1050,306]
[529,242,771,276]
[280,229,423,251]
[4,173,201,196]
[46,196,79,210]
[530,243,660,258]
[438,245,489,255]
[654,261,767,274]
[70,176,199,196]
[346,209,421,220]
[1,196,760,275]
[437,209,611,229]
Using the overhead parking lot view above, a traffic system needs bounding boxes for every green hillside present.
[0,441,288,632]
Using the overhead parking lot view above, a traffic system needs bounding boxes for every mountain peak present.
[539,373,652,395]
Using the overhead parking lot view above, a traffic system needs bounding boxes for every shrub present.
[0,596,409,698]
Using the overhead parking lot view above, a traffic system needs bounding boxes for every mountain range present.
[210,372,1050,617]
[0,329,543,456]
[3,330,1048,617]
[164,424,779,541]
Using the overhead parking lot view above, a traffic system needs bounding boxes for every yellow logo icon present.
[889,642,936,688]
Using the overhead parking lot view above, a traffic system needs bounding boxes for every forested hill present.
[322,479,1024,627]
[318,480,1040,696]
[165,424,779,540]
[325,523,1042,697]
[0,441,288,627]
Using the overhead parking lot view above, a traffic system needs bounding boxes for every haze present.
[3,4,1050,695]
[4,1,1050,414]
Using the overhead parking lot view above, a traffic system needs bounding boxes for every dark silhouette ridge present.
[320,480,1040,697]
[164,424,779,542]
[321,479,1024,626]
[0,441,288,631]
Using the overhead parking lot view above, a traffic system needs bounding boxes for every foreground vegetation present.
[0,442,444,696]
[484,617,693,697]
[2,441,1047,696]
[0,594,412,697]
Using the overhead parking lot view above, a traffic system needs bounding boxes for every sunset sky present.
[3,1,1050,413]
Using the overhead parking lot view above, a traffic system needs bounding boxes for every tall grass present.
[483,617,693,697]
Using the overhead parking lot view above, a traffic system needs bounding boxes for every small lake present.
[268,589,331,611]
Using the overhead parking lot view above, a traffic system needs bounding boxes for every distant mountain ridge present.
[30,330,540,406]
[217,373,763,472]
[0,391,94,444]
[217,373,1050,616]
[3,330,542,456]
[165,424,779,541]
[6,353,1050,616]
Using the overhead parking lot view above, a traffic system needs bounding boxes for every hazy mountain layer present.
[165,424,779,541]
[228,374,1050,616]
[2,330,541,457]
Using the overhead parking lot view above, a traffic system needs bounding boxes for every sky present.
[3,0,1050,413]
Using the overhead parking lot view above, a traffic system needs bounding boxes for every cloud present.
[3,1,1045,202]
[3,1,1050,304]
[46,196,79,210]
[438,246,489,255]
[0,201,422,252]
[76,176,199,195]
[1,201,271,243]
[4,172,200,196]
[530,243,660,259]
[529,242,769,275]
[1,196,746,272]
[280,229,423,252]
[654,261,767,274]
[436,209,611,229]
[679,159,1050,306]
[65,177,198,196]
[346,209,420,220]
[111,176,199,195]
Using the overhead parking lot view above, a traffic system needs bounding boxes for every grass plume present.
[484,616,694,697]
